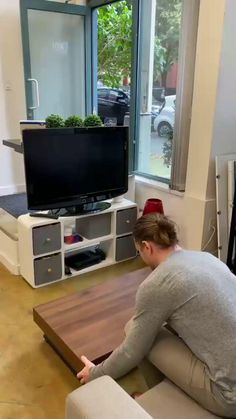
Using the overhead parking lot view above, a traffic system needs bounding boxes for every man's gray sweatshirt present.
[89,250,236,406]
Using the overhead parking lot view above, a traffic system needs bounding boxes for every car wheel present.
[158,122,173,137]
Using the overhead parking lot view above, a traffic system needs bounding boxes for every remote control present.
[30,213,59,220]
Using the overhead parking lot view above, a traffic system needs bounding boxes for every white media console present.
[17,199,138,288]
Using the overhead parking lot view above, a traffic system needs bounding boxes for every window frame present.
[89,0,199,189]
[90,0,139,173]
[133,0,200,189]
[20,0,92,118]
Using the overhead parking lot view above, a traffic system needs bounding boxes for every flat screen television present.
[23,126,128,216]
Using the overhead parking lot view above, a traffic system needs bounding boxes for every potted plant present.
[45,114,65,128]
[45,114,103,129]
[42,113,104,139]
[65,115,83,128]
[83,114,103,127]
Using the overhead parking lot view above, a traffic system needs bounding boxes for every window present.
[134,0,199,188]
[91,0,199,187]
[94,0,132,127]
[98,89,108,99]
[108,90,119,101]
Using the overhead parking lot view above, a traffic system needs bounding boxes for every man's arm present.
[88,278,173,381]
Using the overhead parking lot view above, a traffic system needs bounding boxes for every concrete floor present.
[0,257,147,419]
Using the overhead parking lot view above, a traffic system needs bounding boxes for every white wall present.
[136,0,226,251]
[200,0,236,258]
[0,0,26,195]
[207,0,236,199]
[0,0,87,197]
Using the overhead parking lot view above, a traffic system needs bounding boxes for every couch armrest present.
[66,376,152,419]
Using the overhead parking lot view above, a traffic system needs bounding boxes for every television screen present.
[23,126,128,212]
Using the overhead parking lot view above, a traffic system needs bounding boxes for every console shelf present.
[63,234,114,253]
[18,199,138,288]
[67,257,114,278]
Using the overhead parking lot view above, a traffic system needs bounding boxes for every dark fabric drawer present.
[32,223,61,256]
[116,207,137,235]
[76,213,111,239]
[116,235,137,262]
[34,253,62,285]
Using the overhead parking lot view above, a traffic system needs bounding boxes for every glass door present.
[134,0,182,182]
[20,0,91,120]
[91,0,137,172]
[92,0,132,127]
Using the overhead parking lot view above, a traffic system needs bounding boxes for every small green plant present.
[45,114,65,128]
[83,114,103,127]
[64,115,83,128]
[162,131,173,168]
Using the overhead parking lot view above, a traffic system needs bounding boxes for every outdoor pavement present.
[150,132,171,179]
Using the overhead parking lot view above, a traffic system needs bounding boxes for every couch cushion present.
[137,380,222,419]
[66,376,152,419]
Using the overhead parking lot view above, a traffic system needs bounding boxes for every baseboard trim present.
[0,184,26,196]
[0,228,20,275]
[0,254,20,275]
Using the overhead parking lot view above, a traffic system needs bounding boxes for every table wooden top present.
[33,267,150,372]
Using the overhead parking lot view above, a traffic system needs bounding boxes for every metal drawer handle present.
[126,220,130,224]
[45,238,51,243]
[47,268,52,273]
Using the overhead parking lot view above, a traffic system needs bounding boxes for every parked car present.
[98,87,162,127]
[152,87,165,103]
[97,88,130,125]
[151,101,162,131]
[153,95,176,137]
[165,87,176,96]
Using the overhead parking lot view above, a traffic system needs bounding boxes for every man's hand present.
[77,355,95,384]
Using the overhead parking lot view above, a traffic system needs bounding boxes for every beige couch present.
[66,376,222,419]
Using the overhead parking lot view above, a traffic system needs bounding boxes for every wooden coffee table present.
[33,267,150,373]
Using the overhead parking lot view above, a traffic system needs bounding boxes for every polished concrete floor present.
[0,258,147,419]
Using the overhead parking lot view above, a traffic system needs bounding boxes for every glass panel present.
[28,9,85,120]
[136,0,182,180]
[96,0,132,127]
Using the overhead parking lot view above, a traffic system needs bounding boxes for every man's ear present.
[142,240,151,251]
[142,240,156,254]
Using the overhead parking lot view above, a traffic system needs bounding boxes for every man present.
[77,213,236,417]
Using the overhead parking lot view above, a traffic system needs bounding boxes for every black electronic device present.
[65,248,106,271]
[23,127,128,216]
[64,265,72,276]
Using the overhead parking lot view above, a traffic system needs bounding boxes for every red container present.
[143,198,164,215]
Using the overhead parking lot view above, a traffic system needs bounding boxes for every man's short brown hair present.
[133,213,178,248]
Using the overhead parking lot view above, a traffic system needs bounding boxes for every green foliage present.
[97,0,181,89]
[83,114,103,127]
[97,1,132,87]
[154,0,182,86]
[162,132,173,167]
[45,114,65,128]
[45,114,103,129]
[64,115,83,128]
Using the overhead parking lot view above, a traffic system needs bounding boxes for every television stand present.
[49,202,111,217]
[18,199,138,288]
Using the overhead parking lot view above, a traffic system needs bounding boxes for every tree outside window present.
[97,0,181,173]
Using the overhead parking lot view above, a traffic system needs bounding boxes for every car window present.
[108,90,119,101]
[98,89,108,99]
[118,93,126,102]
